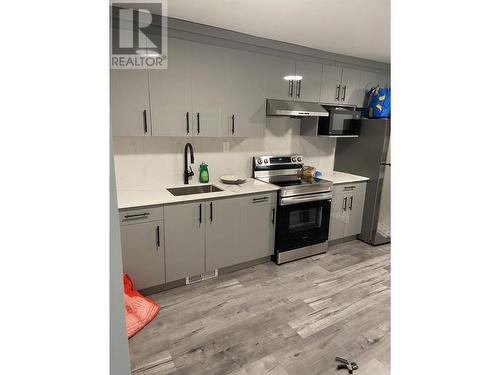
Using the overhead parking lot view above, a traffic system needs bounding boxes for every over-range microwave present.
[300,105,361,137]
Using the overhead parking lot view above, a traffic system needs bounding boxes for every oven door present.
[275,194,331,252]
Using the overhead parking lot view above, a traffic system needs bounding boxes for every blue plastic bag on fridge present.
[366,86,391,118]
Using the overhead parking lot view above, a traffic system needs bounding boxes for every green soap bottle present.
[199,162,209,183]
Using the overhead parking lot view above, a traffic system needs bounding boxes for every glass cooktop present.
[267,176,326,187]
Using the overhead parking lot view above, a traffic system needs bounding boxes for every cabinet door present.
[221,48,267,137]
[239,194,276,260]
[111,69,151,136]
[260,54,296,100]
[205,198,241,270]
[320,65,343,104]
[359,70,380,107]
[164,202,205,281]
[329,194,348,240]
[149,38,193,136]
[120,220,165,290]
[294,60,322,102]
[190,42,224,137]
[345,191,366,237]
[340,68,365,107]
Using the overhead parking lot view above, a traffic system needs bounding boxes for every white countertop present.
[117,172,369,210]
[117,178,280,210]
[320,171,370,185]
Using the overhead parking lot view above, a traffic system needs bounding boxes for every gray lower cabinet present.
[329,182,367,240]
[205,197,243,270]
[164,193,276,282]
[238,194,276,260]
[207,194,275,270]
[164,201,205,282]
[119,206,165,290]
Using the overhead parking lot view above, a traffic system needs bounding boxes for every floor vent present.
[186,269,218,285]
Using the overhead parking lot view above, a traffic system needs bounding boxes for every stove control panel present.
[253,154,303,168]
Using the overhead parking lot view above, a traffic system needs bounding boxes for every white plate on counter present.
[220,175,247,185]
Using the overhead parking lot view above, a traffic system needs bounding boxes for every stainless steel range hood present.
[266,99,328,117]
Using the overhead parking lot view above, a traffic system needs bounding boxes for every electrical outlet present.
[223,142,230,153]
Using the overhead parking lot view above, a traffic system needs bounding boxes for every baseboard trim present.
[328,235,358,247]
[139,256,272,295]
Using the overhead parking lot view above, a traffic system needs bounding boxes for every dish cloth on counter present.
[123,274,160,339]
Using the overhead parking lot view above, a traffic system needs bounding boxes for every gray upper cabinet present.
[190,42,225,137]
[164,201,205,282]
[111,69,151,136]
[205,197,242,270]
[220,47,267,138]
[340,68,364,107]
[340,68,384,107]
[260,54,296,101]
[294,60,323,102]
[149,38,193,136]
[320,64,343,104]
[119,207,165,290]
[111,36,390,137]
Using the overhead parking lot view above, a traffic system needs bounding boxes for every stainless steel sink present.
[167,185,223,196]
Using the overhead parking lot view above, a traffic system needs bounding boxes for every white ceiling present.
[167,0,390,63]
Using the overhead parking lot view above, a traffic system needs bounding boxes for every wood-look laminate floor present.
[128,240,390,375]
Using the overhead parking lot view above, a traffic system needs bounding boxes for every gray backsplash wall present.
[113,117,336,189]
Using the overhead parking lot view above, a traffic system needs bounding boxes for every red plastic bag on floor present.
[123,274,160,339]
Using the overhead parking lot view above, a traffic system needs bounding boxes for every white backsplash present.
[112,118,336,189]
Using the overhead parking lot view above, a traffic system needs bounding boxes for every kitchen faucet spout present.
[184,143,195,184]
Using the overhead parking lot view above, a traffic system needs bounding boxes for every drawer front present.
[119,206,163,225]
[333,182,366,196]
[241,193,275,206]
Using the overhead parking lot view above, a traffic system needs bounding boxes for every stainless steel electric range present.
[253,154,332,264]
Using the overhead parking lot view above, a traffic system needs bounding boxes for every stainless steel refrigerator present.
[334,119,391,245]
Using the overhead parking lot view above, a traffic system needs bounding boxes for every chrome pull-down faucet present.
[184,143,195,184]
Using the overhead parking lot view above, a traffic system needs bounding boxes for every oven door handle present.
[280,193,332,206]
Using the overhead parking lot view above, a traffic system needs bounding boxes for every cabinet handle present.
[349,196,353,210]
[288,80,293,98]
[272,207,275,224]
[296,80,301,98]
[198,203,202,224]
[123,213,149,220]
[143,110,148,133]
[231,114,235,135]
[252,196,269,203]
[156,225,160,248]
[342,197,347,211]
[341,85,347,101]
[197,112,200,134]
[210,202,213,222]
[335,85,341,101]
[186,112,190,134]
